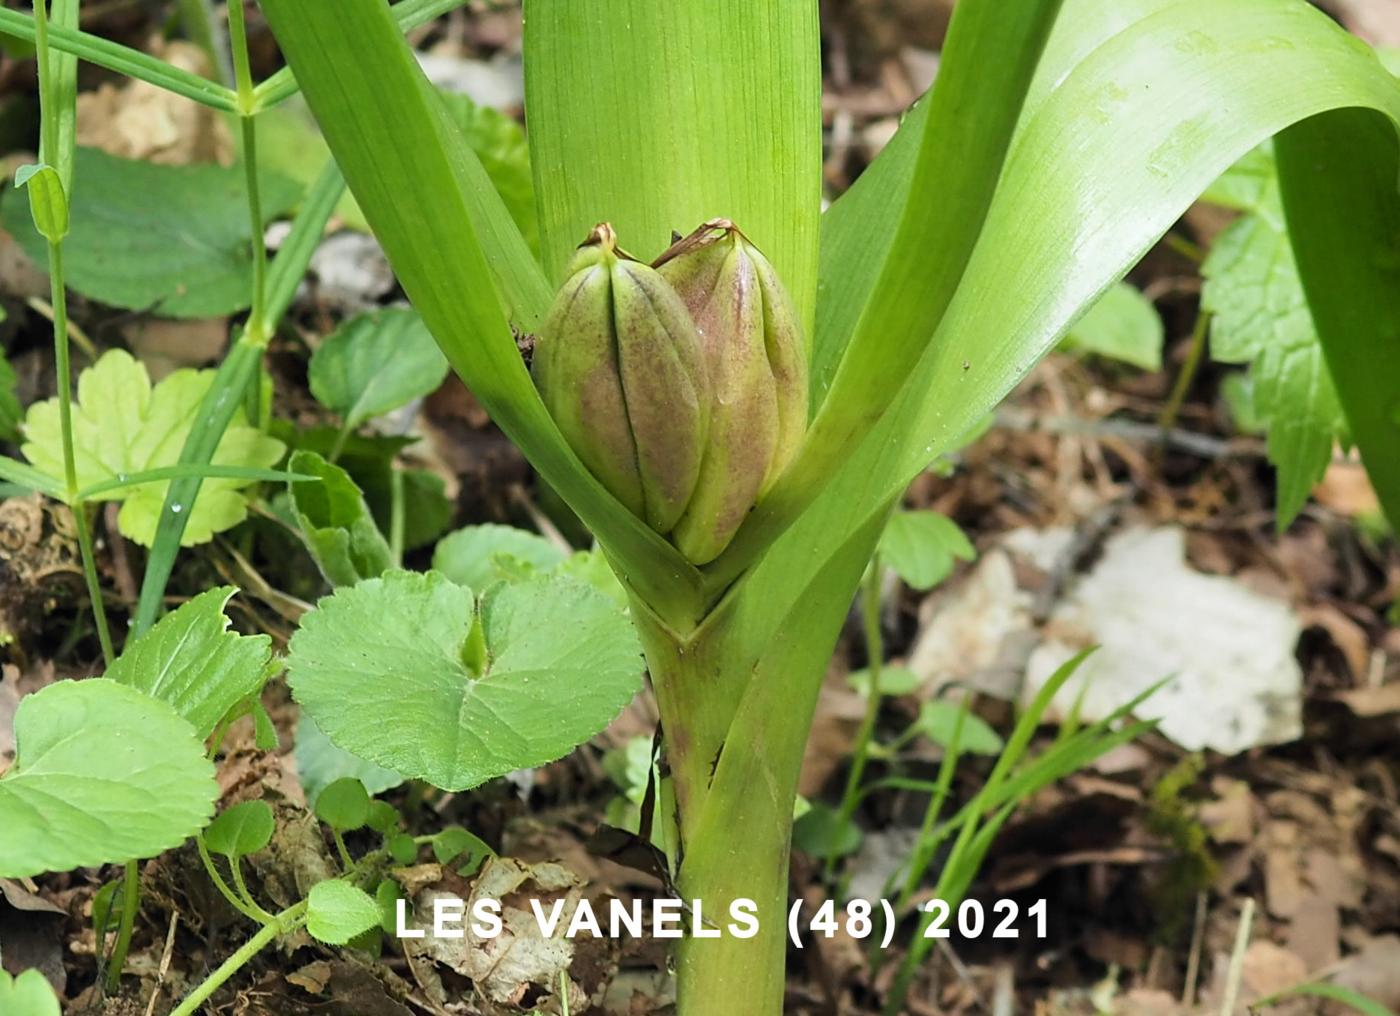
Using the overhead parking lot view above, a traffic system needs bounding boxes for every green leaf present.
[14,163,67,242]
[0,969,60,1016]
[286,570,643,791]
[847,666,922,698]
[366,800,399,834]
[1063,281,1164,371]
[792,803,861,860]
[431,826,493,876]
[308,307,448,430]
[0,679,216,877]
[1255,982,1396,1016]
[1202,180,1345,525]
[879,511,976,591]
[21,349,285,546]
[314,777,370,832]
[1,148,302,318]
[0,345,20,442]
[306,880,381,945]
[203,800,275,859]
[431,523,566,590]
[913,701,1004,756]
[522,0,821,326]
[106,586,274,739]
[287,450,393,587]
[295,715,404,807]
[1277,108,1400,536]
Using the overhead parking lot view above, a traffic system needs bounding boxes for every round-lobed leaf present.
[286,570,643,791]
[878,511,976,592]
[306,879,381,945]
[203,800,275,859]
[430,523,566,591]
[0,680,217,878]
[314,777,371,832]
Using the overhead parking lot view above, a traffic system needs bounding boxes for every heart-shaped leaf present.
[203,800,275,859]
[314,777,370,832]
[106,586,274,738]
[0,680,217,877]
[879,511,976,592]
[286,570,643,790]
[431,523,566,591]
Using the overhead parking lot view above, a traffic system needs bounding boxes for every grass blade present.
[77,465,315,502]
[0,456,65,500]
[0,8,238,112]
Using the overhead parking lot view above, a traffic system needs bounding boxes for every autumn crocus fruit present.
[532,223,709,534]
[655,220,808,565]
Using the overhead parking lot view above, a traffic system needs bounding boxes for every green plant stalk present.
[1158,308,1211,433]
[195,835,271,925]
[47,243,115,665]
[104,860,138,993]
[168,901,306,1016]
[825,558,883,881]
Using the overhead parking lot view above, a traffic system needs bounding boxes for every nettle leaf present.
[1063,281,1164,371]
[0,147,302,318]
[308,307,449,430]
[431,523,566,591]
[21,350,285,546]
[306,879,381,945]
[203,800,275,859]
[879,511,976,591]
[288,450,392,587]
[0,680,216,877]
[913,700,1005,756]
[286,570,643,791]
[106,586,273,738]
[0,968,60,1016]
[1202,154,1346,526]
[295,715,404,807]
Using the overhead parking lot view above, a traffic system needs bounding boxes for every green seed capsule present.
[532,224,709,534]
[655,220,809,565]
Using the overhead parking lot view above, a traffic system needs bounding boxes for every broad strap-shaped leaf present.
[286,570,643,791]
[0,680,217,877]
[1277,109,1400,533]
[307,307,448,430]
[706,0,1064,585]
[522,0,822,331]
[106,586,274,739]
[259,0,705,627]
[733,0,1400,686]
